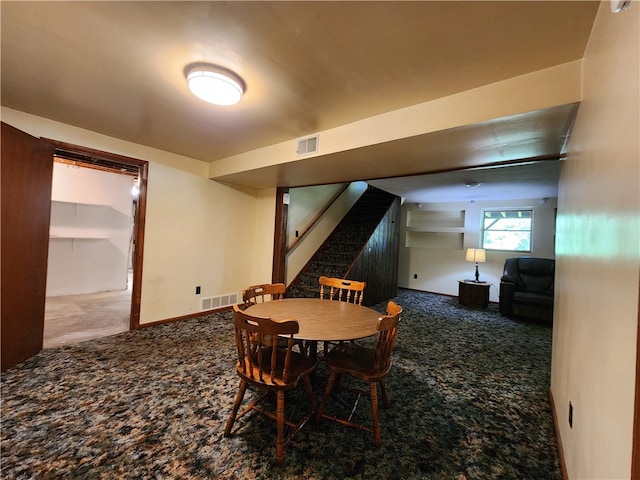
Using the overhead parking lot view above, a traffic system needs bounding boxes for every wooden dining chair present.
[242,283,306,353]
[318,276,366,304]
[318,276,367,354]
[314,300,402,448]
[242,283,286,306]
[224,304,317,466]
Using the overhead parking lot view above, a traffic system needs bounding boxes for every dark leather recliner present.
[499,257,555,322]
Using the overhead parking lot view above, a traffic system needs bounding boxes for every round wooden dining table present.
[244,298,381,342]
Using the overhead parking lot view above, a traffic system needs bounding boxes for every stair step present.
[320,248,363,256]
[331,238,370,246]
[323,236,366,244]
[308,264,349,276]
[315,253,357,264]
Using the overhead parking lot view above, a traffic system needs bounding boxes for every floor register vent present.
[200,293,238,311]
[296,134,319,156]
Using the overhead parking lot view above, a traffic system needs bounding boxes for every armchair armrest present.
[499,280,516,315]
[500,272,519,284]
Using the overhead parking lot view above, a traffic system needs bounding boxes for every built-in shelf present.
[405,226,464,233]
[50,224,112,240]
[51,199,115,208]
[407,209,465,228]
[405,209,466,249]
[49,200,120,239]
[50,234,110,240]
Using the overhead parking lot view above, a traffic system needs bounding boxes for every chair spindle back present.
[242,283,286,307]
[319,276,366,305]
[232,304,298,384]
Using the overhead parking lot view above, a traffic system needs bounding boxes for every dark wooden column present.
[272,187,289,284]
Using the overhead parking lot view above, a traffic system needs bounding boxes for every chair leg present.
[370,381,382,448]
[379,378,390,408]
[307,340,318,361]
[315,371,337,423]
[275,390,285,466]
[302,375,316,411]
[224,379,248,436]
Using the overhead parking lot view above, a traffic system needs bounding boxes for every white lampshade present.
[465,248,486,263]
[185,63,244,106]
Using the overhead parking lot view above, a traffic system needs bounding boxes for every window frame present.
[481,208,534,253]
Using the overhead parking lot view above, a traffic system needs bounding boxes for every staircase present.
[287,186,398,304]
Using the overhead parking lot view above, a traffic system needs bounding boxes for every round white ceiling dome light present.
[185,63,245,106]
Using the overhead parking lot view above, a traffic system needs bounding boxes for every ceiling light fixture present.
[185,63,245,106]
[465,181,481,188]
[610,0,630,13]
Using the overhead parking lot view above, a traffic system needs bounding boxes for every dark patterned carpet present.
[1,289,560,479]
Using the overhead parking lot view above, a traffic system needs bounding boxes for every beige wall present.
[399,197,557,302]
[550,2,639,479]
[1,107,275,324]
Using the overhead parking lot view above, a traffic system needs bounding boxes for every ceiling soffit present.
[212,103,579,190]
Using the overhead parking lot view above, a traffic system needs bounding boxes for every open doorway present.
[42,140,148,347]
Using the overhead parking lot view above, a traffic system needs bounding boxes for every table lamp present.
[465,248,486,282]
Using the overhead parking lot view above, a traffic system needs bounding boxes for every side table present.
[458,280,490,308]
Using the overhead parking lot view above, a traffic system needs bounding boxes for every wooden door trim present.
[42,138,148,330]
[632,273,640,480]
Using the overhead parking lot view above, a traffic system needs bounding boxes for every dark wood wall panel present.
[349,197,401,307]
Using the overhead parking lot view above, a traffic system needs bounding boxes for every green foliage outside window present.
[482,209,532,252]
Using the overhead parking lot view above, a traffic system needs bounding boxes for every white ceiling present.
[1,1,599,202]
[369,160,563,204]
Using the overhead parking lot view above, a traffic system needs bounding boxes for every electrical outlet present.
[569,402,573,428]
[413,274,418,279]
[295,230,299,238]
[195,286,201,295]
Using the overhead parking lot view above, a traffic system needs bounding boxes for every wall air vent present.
[296,134,319,156]
[200,293,238,311]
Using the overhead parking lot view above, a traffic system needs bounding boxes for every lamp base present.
[474,263,480,282]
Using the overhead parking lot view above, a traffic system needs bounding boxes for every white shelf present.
[52,199,114,208]
[405,226,464,233]
[49,226,111,239]
[406,209,465,229]
[50,235,109,240]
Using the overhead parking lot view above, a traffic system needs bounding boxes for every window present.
[481,209,533,252]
